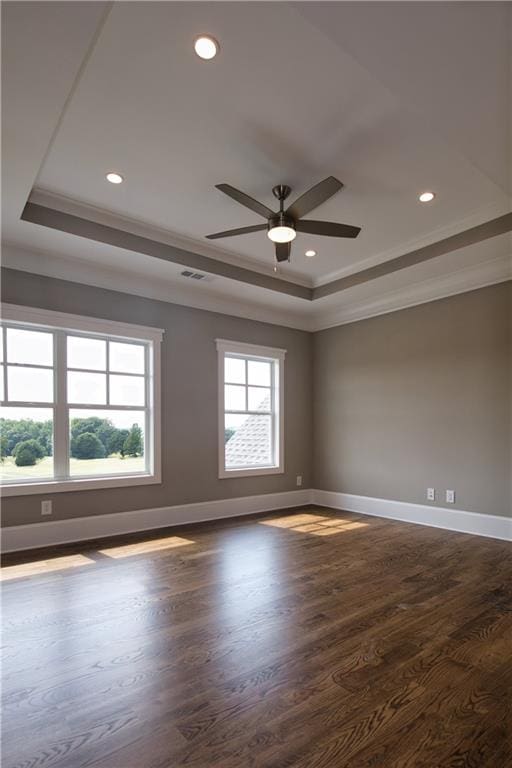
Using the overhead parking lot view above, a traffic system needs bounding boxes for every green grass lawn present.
[0,455,146,482]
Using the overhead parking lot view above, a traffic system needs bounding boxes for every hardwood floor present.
[2,507,511,768]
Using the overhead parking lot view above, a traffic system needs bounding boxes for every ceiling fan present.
[206,176,361,263]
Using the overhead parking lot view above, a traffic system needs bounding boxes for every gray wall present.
[1,268,313,526]
[313,281,512,518]
[2,268,511,527]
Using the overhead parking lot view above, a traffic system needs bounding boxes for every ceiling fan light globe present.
[267,226,296,244]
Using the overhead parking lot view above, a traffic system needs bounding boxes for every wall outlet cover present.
[427,488,435,501]
[41,500,53,516]
[446,490,455,504]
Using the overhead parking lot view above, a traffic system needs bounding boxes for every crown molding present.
[311,252,512,331]
[313,211,512,299]
[1,243,313,331]
[30,188,312,289]
[3,245,510,334]
[21,201,313,301]
[315,198,512,287]
[25,190,511,306]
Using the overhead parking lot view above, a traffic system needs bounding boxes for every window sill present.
[0,473,161,497]
[219,466,284,479]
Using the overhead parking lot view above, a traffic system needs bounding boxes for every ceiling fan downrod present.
[272,184,292,212]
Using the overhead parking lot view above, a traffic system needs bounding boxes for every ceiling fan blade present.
[286,176,343,219]
[296,220,361,238]
[216,184,274,219]
[275,242,291,262]
[206,224,267,240]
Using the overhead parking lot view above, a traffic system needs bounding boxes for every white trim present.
[3,488,510,553]
[216,340,285,479]
[53,330,68,479]
[311,254,512,331]
[215,339,287,360]
[218,467,284,479]
[1,303,164,344]
[0,307,163,495]
[0,473,161,498]
[29,187,312,289]
[149,339,161,483]
[311,490,512,542]
[25,187,511,294]
[2,244,312,333]
[314,199,511,287]
[0,489,311,553]
[4,245,510,335]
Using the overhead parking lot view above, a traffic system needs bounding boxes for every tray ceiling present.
[2,1,510,329]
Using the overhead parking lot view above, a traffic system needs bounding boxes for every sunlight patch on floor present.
[98,535,195,559]
[0,553,94,581]
[260,513,328,528]
[260,513,368,536]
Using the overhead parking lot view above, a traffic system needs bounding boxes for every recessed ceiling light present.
[305,249,317,258]
[418,191,435,203]
[194,35,219,60]
[106,172,123,184]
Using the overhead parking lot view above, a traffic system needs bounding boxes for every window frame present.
[0,304,163,497]
[216,339,285,479]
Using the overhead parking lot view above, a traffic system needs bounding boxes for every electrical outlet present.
[41,500,52,516]
[296,475,303,487]
[446,490,455,504]
[427,488,435,502]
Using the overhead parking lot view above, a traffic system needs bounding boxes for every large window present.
[0,305,162,495]
[217,339,285,478]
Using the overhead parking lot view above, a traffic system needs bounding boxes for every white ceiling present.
[2,1,511,329]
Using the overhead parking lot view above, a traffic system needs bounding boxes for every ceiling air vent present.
[181,270,206,280]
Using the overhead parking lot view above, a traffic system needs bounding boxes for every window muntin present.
[0,320,159,491]
[217,340,285,477]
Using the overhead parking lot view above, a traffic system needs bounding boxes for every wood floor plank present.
[2,507,511,768]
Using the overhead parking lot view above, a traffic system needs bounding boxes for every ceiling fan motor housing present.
[268,212,295,231]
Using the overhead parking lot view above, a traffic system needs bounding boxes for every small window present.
[217,340,285,478]
[0,306,163,495]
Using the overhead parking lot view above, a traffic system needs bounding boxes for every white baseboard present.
[311,490,512,542]
[1,489,312,553]
[3,489,510,553]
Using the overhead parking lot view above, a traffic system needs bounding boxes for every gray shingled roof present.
[225,394,272,468]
